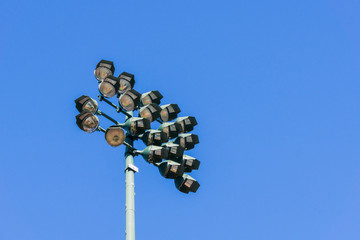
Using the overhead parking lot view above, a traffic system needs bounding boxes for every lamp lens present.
[170,165,178,174]
[83,100,98,114]
[184,179,194,188]
[120,95,135,111]
[105,127,125,147]
[82,115,99,133]
[95,67,112,81]
[179,121,185,132]
[130,121,136,135]
[141,95,152,106]
[99,82,116,98]
[119,79,131,93]
[160,109,169,122]
[162,126,169,139]
[147,134,153,145]
[179,137,186,148]
[185,158,194,167]
[140,108,153,122]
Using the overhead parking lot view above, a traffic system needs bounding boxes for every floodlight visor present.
[75,95,98,114]
[119,89,141,111]
[141,91,163,106]
[178,155,200,172]
[95,60,115,81]
[174,133,199,150]
[175,116,198,133]
[174,174,200,193]
[163,142,184,160]
[158,160,185,179]
[160,104,181,122]
[118,72,135,94]
[98,76,120,98]
[139,103,162,122]
[158,122,182,139]
[141,145,168,163]
[75,111,99,133]
[125,117,151,136]
[142,130,167,146]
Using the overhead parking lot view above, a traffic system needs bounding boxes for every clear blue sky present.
[1,1,359,239]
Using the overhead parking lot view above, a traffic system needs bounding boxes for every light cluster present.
[75,59,200,194]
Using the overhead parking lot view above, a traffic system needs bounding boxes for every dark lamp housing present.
[94,60,115,82]
[175,174,200,194]
[139,103,162,122]
[160,104,181,122]
[124,117,151,136]
[173,133,199,150]
[140,145,168,164]
[119,89,141,111]
[173,155,200,172]
[175,116,198,133]
[98,76,120,98]
[74,95,98,114]
[158,122,182,139]
[118,72,135,94]
[75,111,99,133]
[141,130,167,146]
[158,160,185,179]
[141,91,163,106]
[105,126,125,147]
[163,142,184,160]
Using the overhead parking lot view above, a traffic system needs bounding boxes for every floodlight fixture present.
[158,160,185,179]
[75,111,99,133]
[173,133,199,150]
[173,155,200,172]
[123,117,151,136]
[98,75,120,98]
[158,122,182,139]
[163,142,185,160]
[136,145,168,164]
[141,130,167,146]
[174,174,200,194]
[140,91,163,106]
[138,103,162,122]
[175,116,198,133]
[75,95,98,114]
[76,59,201,240]
[94,60,115,82]
[119,89,141,111]
[160,104,181,122]
[118,72,135,94]
[105,125,125,147]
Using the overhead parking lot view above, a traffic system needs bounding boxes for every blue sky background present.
[1,1,359,239]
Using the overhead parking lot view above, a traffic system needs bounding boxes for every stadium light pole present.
[125,126,136,240]
[75,60,201,240]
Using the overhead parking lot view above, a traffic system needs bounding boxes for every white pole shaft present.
[125,138,135,240]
